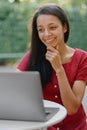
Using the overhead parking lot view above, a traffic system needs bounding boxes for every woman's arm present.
[46,46,87,115]
[56,67,86,115]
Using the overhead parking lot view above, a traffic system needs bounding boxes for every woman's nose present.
[44,29,50,36]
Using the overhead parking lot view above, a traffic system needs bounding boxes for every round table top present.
[0,100,67,130]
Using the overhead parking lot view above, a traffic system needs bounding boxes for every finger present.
[45,54,52,62]
[55,44,59,50]
[47,46,57,52]
[46,50,57,58]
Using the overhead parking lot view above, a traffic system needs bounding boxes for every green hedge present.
[0,1,39,54]
[66,7,87,51]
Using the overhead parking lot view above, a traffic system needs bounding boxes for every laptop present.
[0,71,59,122]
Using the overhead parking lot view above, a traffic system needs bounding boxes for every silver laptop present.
[0,71,59,122]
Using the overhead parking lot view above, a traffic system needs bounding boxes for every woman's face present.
[37,14,67,48]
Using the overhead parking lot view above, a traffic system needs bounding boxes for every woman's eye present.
[38,28,43,32]
[50,26,56,30]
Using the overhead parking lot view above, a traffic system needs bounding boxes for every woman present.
[17,4,87,130]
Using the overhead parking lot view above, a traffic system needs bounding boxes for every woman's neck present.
[58,45,75,64]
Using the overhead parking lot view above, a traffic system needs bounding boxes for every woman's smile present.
[44,37,56,44]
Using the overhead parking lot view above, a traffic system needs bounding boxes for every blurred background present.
[0,0,87,69]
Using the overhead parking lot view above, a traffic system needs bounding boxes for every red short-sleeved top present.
[17,48,87,130]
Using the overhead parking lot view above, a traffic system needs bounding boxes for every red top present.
[17,48,87,130]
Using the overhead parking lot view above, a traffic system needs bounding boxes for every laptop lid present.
[0,71,59,122]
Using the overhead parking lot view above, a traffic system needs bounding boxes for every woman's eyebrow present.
[37,23,56,28]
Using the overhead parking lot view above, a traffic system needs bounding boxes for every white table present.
[0,100,67,130]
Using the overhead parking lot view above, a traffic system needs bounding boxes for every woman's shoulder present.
[19,50,31,64]
[74,48,87,64]
[75,48,87,56]
[17,50,31,71]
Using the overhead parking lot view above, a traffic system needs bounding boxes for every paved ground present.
[0,65,87,114]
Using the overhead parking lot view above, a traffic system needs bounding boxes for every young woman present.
[17,4,87,130]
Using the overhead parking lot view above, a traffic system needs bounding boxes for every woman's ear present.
[63,24,67,33]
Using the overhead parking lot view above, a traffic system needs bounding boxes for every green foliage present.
[0,1,39,54]
[65,7,87,51]
[69,21,87,51]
